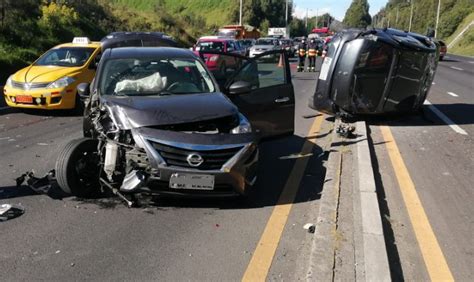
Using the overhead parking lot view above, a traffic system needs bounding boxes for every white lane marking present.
[447,92,459,97]
[450,66,464,71]
[424,100,468,135]
[469,61,474,64]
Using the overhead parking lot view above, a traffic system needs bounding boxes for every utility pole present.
[435,0,441,37]
[285,0,288,27]
[305,8,308,29]
[239,0,243,25]
[315,9,318,28]
[409,0,414,32]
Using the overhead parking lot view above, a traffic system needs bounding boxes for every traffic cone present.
[277,54,283,68]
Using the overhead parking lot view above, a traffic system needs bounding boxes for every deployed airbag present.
[115,72,168,93]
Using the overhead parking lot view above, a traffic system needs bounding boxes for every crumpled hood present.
[101,92,239,130]
[12,65,81,83]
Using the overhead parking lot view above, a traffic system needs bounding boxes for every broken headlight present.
[231,113,252,134]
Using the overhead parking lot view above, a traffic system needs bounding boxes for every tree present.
[343,0,372,28]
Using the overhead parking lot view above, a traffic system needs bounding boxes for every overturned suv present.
[55,47,294,203]
[309,28,439,118]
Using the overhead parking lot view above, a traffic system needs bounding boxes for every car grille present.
[11,81,50,90]
[150,142,243,170]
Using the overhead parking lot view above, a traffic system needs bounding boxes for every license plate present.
[16,95,33,103]
[169,173,215,190]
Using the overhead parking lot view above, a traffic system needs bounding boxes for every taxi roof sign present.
[72,37,91,45]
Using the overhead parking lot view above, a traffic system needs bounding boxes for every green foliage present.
[343,0,372,28]
[374,0,474,40]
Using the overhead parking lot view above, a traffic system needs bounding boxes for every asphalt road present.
[367,54,474,280]
[0,58,335,280]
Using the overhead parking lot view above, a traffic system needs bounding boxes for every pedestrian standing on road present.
[307,39,317,72]
[297,39,307,72]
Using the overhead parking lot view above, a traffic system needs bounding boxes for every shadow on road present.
[0,134,329,212]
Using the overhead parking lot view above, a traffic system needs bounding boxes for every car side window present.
[227,41,235,52]
[233,52,286,89]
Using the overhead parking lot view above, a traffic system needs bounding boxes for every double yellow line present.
[242,114,324,281]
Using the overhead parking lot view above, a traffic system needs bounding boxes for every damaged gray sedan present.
[55,47,294,204]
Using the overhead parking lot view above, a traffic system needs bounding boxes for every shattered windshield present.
[35,47,96,67]
[99,58,216,96]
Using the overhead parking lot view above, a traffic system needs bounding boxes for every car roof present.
[198,37,232,42]
[100,32,178,50]
[54,42,101,49]
[102,47,197,60]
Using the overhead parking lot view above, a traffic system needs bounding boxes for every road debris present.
[303,223,316,233]
[335,123,356,138]
[279,153,313,160]
[302,114,321,119]
[16,170,56,193]
[0,204,25,222]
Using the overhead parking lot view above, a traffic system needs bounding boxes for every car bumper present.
[132,128,259,196]
[3,85,77,109]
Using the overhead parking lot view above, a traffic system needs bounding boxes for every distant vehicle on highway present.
[249,37,280,57]
[279,38,294,57]
[193,37,244,73]
[437,40,447,60]
[238,39,256,56]
[218,25,260,39]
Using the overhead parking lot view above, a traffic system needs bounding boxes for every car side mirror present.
[228,81,252,95]
[77,83,90,99]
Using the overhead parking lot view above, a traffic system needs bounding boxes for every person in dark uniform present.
[307,38,318,72]
[297,38,307,72]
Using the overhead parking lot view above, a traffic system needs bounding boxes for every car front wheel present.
[56,138,101,198]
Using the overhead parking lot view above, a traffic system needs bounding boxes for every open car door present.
[198,50,295,140]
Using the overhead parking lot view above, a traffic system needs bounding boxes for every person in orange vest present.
[297,38,307,72]
[307,38,318,72]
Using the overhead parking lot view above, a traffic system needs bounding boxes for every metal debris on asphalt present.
[0,204,25,222]
[303,223,316,233]
[335,123,356,138]
[16,170,55,193]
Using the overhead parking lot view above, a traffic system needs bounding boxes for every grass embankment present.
[446,12,474,56]
[112,0,235,27]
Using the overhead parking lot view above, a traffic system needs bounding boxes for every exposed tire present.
[56,138,101,198]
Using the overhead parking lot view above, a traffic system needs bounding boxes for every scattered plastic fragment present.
[37,143,49,146]
[336,123,356,138]
[303,223,315,233]
[279,153,313,160]
[55,250,61,254]
[16,170,55,193]
[0,204,25,222]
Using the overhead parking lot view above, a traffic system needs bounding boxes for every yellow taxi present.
[3,37,101,110]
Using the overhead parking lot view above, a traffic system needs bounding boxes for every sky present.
[292,0,388,21]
